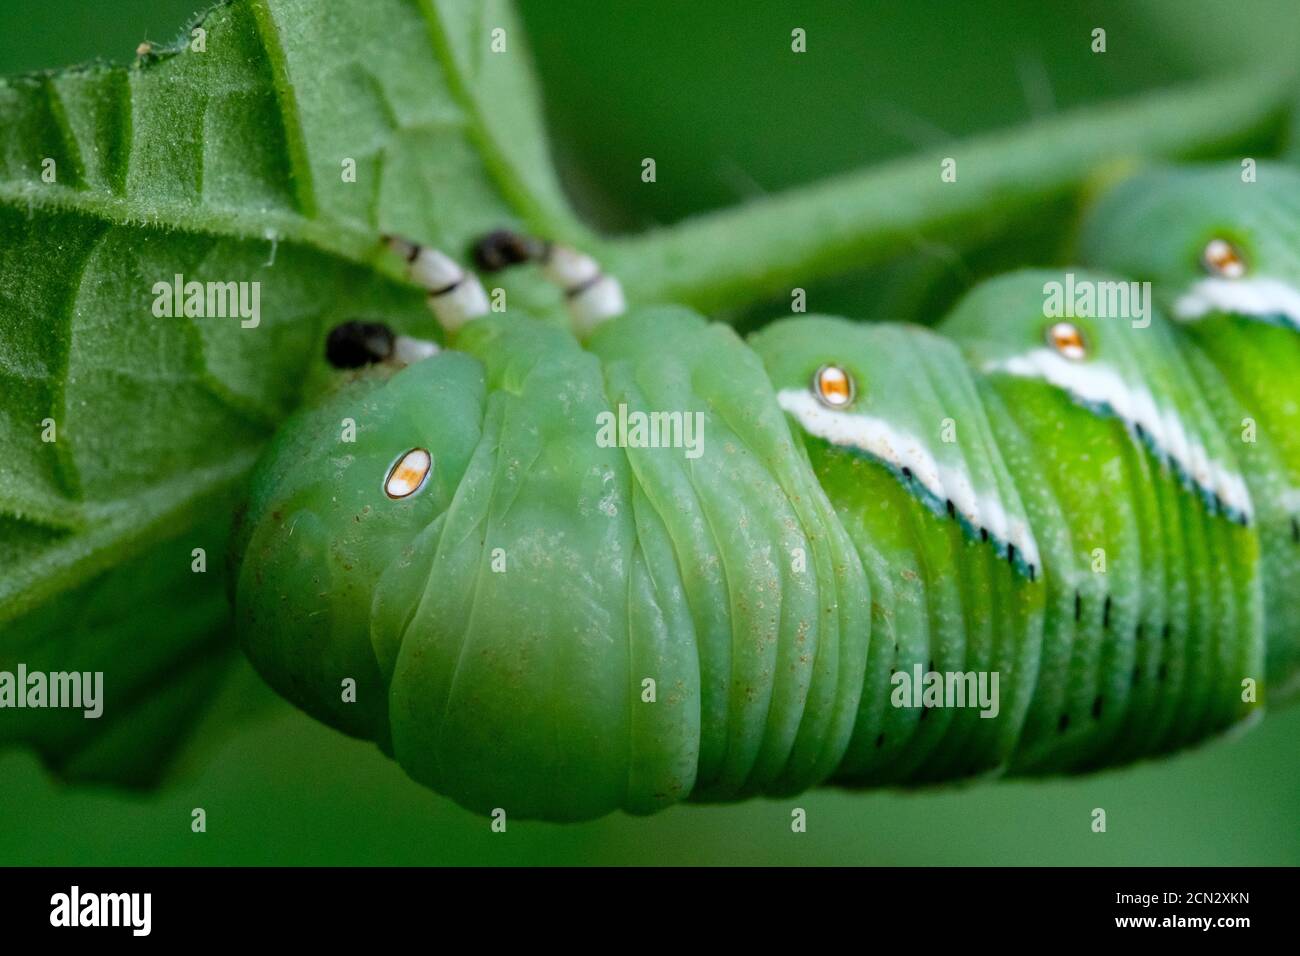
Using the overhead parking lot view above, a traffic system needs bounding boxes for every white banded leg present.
[545,244,627,336]
[473,230,626,337]
[384,235,490,334]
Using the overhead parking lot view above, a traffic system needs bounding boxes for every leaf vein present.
[247,0,318,217]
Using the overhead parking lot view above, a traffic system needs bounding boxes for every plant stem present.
[604,70,1296,317]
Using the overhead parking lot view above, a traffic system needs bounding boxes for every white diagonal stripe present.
[777,388,1041,571]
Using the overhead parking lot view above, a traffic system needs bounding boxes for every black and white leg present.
[325,319,439,369]
[384,235,490,333]
[474,229,626,336]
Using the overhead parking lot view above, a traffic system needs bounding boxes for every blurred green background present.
[1,0,1297,865]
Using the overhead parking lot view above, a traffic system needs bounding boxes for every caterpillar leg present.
[473,229,626,337]
[324,319,439,369]
[384,235,490,333]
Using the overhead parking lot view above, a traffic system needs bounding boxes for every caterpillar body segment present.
[235,168,1298,821]
[748,318,1045,785]
[585,311,871,800]
[1078,163,1300,693]
[939,272,1263,767]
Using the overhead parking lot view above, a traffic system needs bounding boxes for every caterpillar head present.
[1079,163,1300,330]
[231,354,486,746]
[234,313,716,821]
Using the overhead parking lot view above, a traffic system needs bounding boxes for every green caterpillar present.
[232,162,1300,821]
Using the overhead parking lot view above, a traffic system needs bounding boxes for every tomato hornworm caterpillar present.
[232,163,1300,821]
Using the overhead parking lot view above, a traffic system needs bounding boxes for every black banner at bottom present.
[0,866,1283,941]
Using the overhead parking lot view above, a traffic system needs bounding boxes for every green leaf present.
[0,509,280,787]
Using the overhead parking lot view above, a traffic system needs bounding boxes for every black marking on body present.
[814,437,1038,582]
